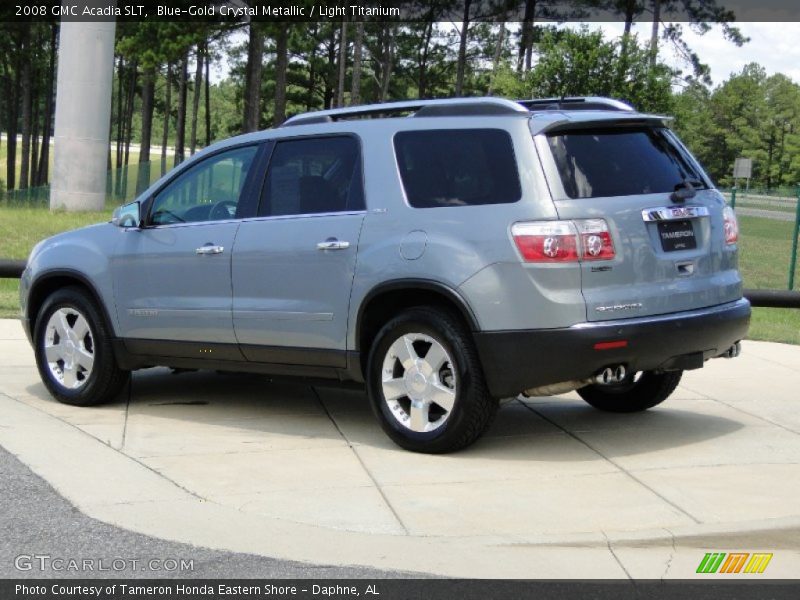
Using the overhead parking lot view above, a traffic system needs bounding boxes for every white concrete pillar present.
[50,18,116,211]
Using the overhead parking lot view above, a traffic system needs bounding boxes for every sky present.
[594,21,800,86]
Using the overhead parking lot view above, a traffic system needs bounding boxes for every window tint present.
[259,136,363,217]
[150,146,258,224]
[394,129,521,208]
[546,127,706,199]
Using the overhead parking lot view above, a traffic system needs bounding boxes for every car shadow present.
[25,367,745,463]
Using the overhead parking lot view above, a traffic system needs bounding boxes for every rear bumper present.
[474,298,751,399]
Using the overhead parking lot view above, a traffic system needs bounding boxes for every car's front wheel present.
[34,287,129,406]
[577,370,682,413]
[366,307,497,453]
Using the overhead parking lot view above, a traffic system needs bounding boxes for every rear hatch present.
[534,117,741,322]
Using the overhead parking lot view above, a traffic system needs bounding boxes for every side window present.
[259,136,363,217]
[394,129,521,208]
[150,145,258,225]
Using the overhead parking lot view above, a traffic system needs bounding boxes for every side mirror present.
[112,201,141,228]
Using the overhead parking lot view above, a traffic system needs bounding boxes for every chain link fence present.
[720,186,800,291]
[1,160,169,208]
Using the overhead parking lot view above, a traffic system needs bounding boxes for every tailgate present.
[536,123,742,322]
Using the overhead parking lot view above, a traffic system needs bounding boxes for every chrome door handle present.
[196,244,224,255]
[316,239,350,251]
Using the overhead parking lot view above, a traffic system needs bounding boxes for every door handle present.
[316,238,350,251]
[196,244,225,255]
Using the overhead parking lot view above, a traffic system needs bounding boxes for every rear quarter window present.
[394,129,521,208]
[546,127,706,199]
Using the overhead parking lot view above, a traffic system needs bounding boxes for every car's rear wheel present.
[34,287,129,407]
[366,307,497,453]
[577,370,682,413]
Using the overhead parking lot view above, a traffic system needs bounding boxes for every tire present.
[366,307,497,454]
[33,286,129,407]
[577,370,683,413]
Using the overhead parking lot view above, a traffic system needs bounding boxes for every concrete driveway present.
[1,318,799,578]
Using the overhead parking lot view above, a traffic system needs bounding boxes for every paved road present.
[0,444,411,579]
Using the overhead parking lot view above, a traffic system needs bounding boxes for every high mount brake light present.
[511,220,615,263]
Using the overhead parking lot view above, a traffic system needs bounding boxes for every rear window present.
[546,127,706,199]
[394,129,521,208]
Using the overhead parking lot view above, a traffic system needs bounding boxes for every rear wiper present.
[677,178,706,189]
[670,180,699,203]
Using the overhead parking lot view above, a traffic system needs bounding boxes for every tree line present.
[2,0,796,198]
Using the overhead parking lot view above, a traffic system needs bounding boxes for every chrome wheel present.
[43,307,95,390]
[381,333,457,433]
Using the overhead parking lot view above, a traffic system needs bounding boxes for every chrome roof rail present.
[281,97,529,127]
[517,97,635,112]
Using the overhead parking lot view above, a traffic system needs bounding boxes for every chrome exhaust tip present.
[595,365,627,385]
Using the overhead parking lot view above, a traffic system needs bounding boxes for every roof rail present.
[517,97,634,112]
[281,97,529,127]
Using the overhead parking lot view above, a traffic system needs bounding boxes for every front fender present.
[25,223,121,336]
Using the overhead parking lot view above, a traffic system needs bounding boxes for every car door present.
[112,144,262,358]
[232,135,365,368]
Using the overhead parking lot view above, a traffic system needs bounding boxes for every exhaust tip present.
[594,365,627,385]
[723,342,742,359]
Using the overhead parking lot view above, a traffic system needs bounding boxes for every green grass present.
[1,207,799,345]
[737,216,800,345]
[0,205,112,318]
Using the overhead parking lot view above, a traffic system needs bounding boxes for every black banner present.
[3,580,800,600]
[2,0,800,23]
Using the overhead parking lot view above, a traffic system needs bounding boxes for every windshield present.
[546,127,706,199]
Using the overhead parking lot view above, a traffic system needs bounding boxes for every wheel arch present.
[27,270,117,341]
[354,279,480,377]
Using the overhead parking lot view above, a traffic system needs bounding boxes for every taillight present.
[723,206,739,245]
[511,220,615,263]
[511,221,579,262]
[576,219,615,260]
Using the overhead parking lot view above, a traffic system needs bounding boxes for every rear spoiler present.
[530,112,673,136]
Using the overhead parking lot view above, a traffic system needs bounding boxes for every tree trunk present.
[623,0,637,35]
[242,24,264,133]
[379,25,394,102]
[19,27,32,191]
[273,26,288,125]
[455,0,472,96]
[4,69,17,191]
[335,20,347,108]
[0,61,4,160]
[417,20,433,99]
[161,62,172,174]
[30,77,39,188]
[488,19,507,96]
[123,62,137,167]
[517,0,536,74]
[324,27,337,109]
[649,0,661,66]
[174,54,188,167]
[36,23,57,186]
[351,22,364,105]
[190,44,203,154]
[306,24,318,111]
[204,46,211,146]
[137,65,156,194]
[115,56,124,172]
[139,67,155,164]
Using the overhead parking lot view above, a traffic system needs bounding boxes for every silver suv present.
[20,97,750,453]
